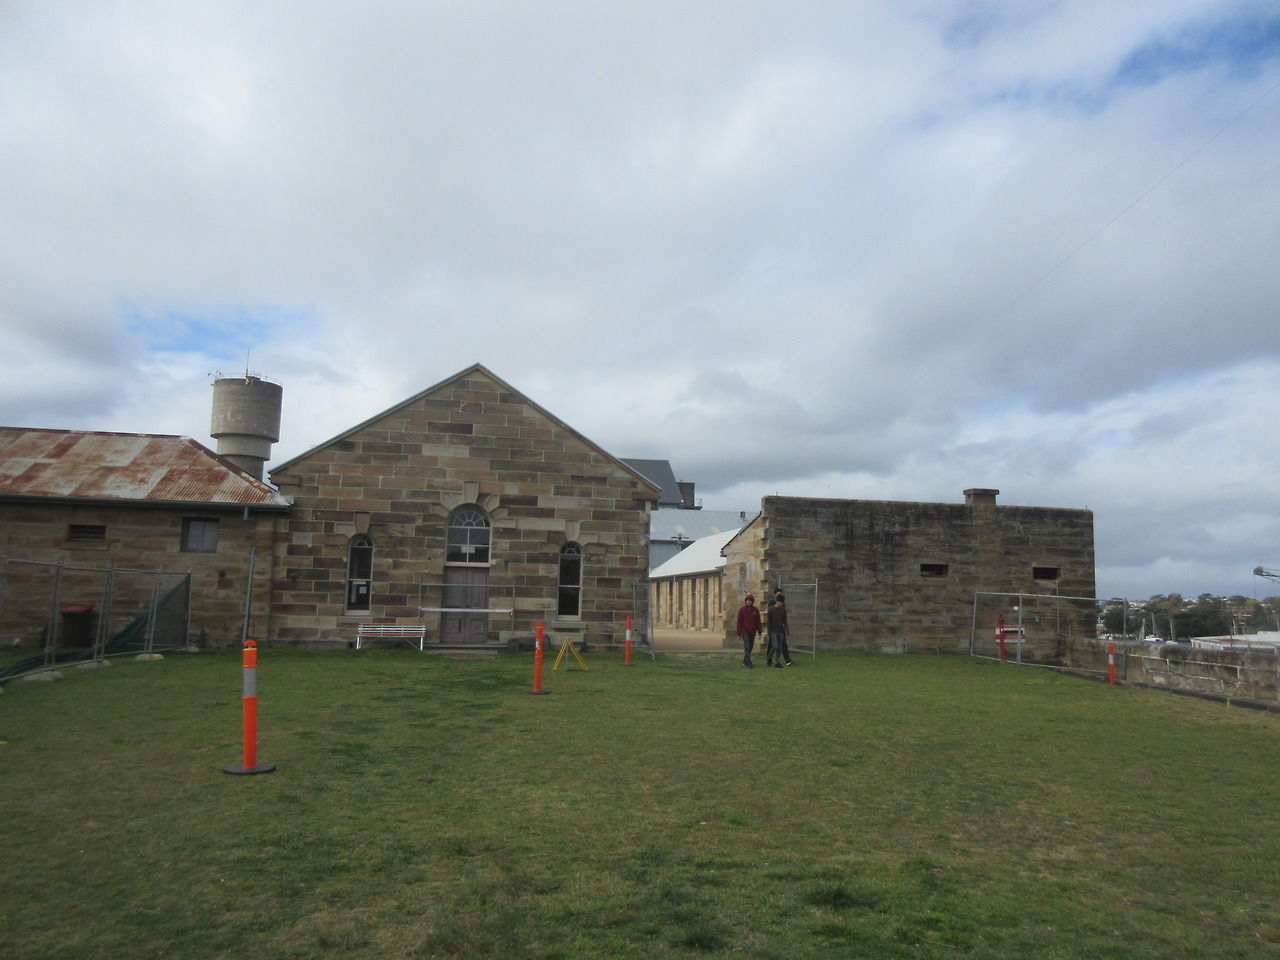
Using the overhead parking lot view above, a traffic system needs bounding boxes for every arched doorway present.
[442,506,490,644]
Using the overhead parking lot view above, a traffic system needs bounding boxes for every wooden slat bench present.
[355,622,427,651]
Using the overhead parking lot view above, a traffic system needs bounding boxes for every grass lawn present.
[2,649,1278,959]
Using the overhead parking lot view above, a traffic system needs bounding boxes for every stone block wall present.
[268,368,655,648]
[1062,637,1280,707]
[722,493,1095,653]
[0,501,280,646]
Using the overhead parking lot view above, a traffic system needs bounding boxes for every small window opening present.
[920,563,949,578]
[67,524,106,542]
[181,518,219,553]
[558,542,582,617]
[347,535,374,611]
[1032,565,1060,581]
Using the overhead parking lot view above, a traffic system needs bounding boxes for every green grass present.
[2,650,1278,959]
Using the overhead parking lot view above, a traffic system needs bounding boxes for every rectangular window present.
[920,563,949,578]
[67,524,106,542]
[1032,566,1060,581]
[181,518,219,553]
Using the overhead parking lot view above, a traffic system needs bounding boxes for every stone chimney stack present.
[964,488,999,507]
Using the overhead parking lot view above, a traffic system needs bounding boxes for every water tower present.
[210,375,283,481]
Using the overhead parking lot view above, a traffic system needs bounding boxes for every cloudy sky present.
[3,2,1279,601]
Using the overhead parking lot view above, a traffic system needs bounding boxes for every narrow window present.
[447,507,491,564]
[558,542,582,617]
[347,535,373,611]
[1032,565,1060,581]
[67,524,106,542]
[181,518,219,553]
[920,563,949,578]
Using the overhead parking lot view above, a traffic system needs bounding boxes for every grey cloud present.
[2,1,1278,599]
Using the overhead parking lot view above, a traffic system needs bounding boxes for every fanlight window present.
[447,507,491,564]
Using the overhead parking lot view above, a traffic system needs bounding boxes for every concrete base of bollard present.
[224,763,277,775]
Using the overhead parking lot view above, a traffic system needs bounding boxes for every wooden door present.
[442,567,488,645]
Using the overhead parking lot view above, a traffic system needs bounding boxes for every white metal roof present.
[650,528,738,579]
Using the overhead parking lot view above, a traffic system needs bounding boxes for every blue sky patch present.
[1115,16,1280,86]
[121,302,312,361]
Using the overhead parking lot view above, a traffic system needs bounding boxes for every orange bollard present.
[528,622,550,695]
[224,640,276,775]
[624,615,633,666]
[1108,642,1117,686]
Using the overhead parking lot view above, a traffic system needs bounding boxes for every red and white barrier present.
[224,640,276,775]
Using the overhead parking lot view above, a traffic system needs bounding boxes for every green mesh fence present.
[105,579,190,654]
[0,564,190,682]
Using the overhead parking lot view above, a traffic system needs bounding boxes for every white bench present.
[355,622,427,651]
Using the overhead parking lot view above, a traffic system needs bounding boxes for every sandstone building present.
[0,428,290,647]
[2,372,1095,661]
[266,364,659,649]
[720,489,1095,656]
[649,528,736,634]
[1,365,658,653]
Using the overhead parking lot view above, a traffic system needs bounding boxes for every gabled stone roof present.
[270,363,661,497]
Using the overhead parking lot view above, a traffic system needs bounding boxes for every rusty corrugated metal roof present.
[0,428,291,508]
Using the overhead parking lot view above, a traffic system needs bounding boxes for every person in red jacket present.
[736,594,762,668]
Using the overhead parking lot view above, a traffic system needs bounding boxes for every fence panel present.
[0,556,190,682]
[775,582,818,658]
[970,590,1098,665]
[632,579,655,658]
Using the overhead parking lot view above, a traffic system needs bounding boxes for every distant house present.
[0,428,291,646]
[620,459,687,508]
[647,508,751,570]
[617,458,751,570]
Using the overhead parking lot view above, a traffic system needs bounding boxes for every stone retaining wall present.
[1062,636,1280,708]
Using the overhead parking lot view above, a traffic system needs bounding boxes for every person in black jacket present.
[766,593,792,667]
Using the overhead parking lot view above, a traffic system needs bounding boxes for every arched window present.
[447,506,491,564]
[347,535,373,611]
[558,542,582,617]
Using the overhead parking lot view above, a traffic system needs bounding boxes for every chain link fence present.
[0,556,191,683]
[969,590,1098,666]
[774,581,818,658]
[631,579,655,659]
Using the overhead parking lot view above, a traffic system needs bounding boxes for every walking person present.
[736,594,762,668]
[766,592,792,667]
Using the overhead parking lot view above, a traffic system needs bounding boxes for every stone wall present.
[1062,637,1280,708]
[722,493,1095,653]
[269,367,655,648]
[0,501,279,646]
